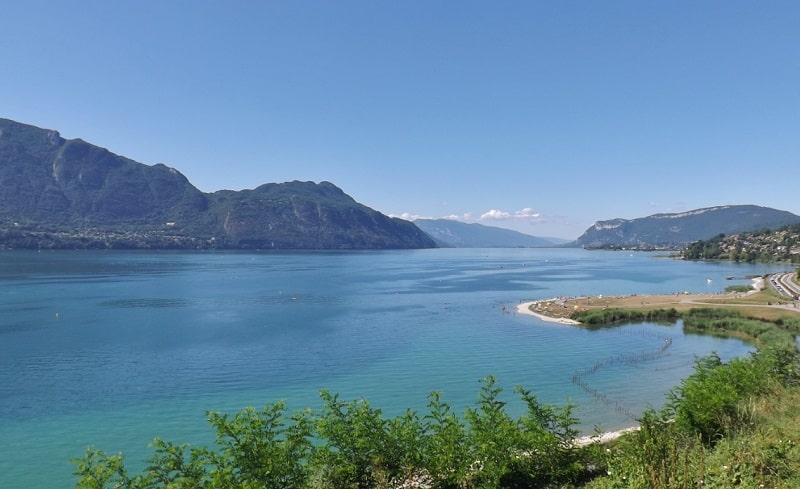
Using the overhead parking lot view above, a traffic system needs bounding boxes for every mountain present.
[0,118,436,250]
[573,205,800,249]
[413,219,567,248]
[203,182,435,249]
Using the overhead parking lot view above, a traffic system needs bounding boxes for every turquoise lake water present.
[0,248,791,487]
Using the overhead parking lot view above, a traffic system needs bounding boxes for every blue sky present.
[2,1,798,239]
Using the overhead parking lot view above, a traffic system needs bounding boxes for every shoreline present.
[516,301,640,444]
[516,276,781,445]
[513,275,800,450]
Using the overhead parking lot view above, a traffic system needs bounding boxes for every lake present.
[0,248,790,487]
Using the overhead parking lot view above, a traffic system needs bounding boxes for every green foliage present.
[74,449,134,489]
[73,379,590,489]
[570,308,679,325]
[206,402,313,488]
[463,376,519,487]
[73,403,313,489]
[724,284,753,293]
[684,233,727,260]
[572,306,797,355]
[312,391,409,489]
[510,385,583,486]
[666,353,769,443]
[683,308,798,352]
[777,314,800,334]
[422,391,470,488]
[141,439,212,488]
[597,409,705,488]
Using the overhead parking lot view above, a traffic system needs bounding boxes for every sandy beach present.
[516,300,581,324]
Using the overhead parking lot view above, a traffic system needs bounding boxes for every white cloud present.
[390,212,433,221]
[443,213,473,221]
[479,208,542,222]
[394,209,542,225]
[481,209,511,220]
[514,208,541,220]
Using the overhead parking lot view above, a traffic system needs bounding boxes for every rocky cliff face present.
[0,118,436,250]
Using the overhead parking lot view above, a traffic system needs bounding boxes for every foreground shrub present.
[589,383,800,489]
[666,353,767,443]
[208,402,314,488]
[421,391,470,488]
[594,409,706,489]
[73,377,590,489]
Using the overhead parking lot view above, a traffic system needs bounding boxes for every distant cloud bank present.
[393,207,543,225]
[480,208,541,222]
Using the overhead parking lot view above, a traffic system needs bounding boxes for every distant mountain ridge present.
[0,118,436,249]
[413,219,566,248]
[573,205,800,249]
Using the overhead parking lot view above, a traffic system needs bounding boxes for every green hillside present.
[683,223,800,263]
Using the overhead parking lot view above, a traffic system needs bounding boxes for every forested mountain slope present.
[0,118,436,250]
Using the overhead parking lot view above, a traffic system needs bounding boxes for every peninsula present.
[518,274,800,324]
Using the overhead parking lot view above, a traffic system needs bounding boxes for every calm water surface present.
[0,249,790,487]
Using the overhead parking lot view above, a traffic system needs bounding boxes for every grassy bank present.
[575,306,800,489]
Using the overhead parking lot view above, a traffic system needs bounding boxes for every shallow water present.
[0,248,790,487]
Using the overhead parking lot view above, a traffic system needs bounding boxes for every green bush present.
[570,308,679,325]
[666,353,767,443]
[682,309,798,353]
[73,378,590,489]
[421,391,470,488]
[725,285,754,293]
[207,402,314,488]
[313,391,407,489]
[596,409,706,489]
